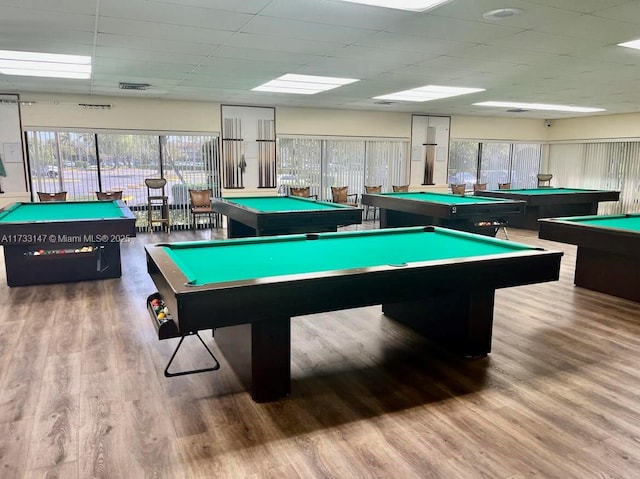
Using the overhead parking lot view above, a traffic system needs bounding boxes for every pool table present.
[145,226,562,402]
[539,213,640,302]
[211,196,362,238]
[475,188,620,230]
[360,192,525,236]
[0,200,136,286]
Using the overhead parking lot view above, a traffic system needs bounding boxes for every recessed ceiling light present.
[374,85,485,102]
[618,38,640,50]
[0,50,91,79]
[483,8,523,20]
[474,101,605,113]
[333,0,453,12]
[252,74,359,95]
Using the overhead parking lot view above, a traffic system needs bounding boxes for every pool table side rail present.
[0,202,136,244]
[361,193,526,219]
[211,197,362,233]
[538,216,640,258]
[145,242,562,338]
[476,189,620,206]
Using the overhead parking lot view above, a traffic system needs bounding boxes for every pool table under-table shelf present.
[475,188,620,230]
[360,192,525,236]
[0,200,136,286]
[211,196,362,238]
[145,226,562,402]
[539,213,640,302]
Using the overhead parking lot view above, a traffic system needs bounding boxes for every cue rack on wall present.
[221,105,277,190]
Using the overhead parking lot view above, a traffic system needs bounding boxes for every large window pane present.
[448,141,478,187]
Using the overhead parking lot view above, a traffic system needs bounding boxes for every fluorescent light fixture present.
[0,50,91,79]
[374,85,485,102]
[252,74,359,95]
[333,0,452,12]
[473,101,605,113]
[618,39,640,50]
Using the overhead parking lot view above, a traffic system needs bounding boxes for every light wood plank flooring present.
[1,222,639,478]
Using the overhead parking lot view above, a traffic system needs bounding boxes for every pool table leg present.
[214,317,291,402]
[227,219,257,238]
[382,289,495,358]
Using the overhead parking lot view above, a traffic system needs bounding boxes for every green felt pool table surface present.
[550,213,640,232]
[225,196,354,211]
[373,191,518,204]
[494,188,594,195]
[0,200,128,222]
[212,195,362,238]
[161,227,536,286]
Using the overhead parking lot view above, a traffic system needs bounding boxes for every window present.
[449,140,541,189]
[277,137,409,200]
[25,130,220,230]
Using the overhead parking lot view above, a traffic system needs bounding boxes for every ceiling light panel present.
[618,39,640,50]
[253,74,359,95]
[473,101,605,113]
[374,85,485,102]
[333,0,452,12]
[0,50,91,79]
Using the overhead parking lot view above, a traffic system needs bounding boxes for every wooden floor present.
[1,222,640,478]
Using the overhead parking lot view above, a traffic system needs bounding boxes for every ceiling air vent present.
[374,100,395,105]
[119,82,151,90]
[507,108,529,113]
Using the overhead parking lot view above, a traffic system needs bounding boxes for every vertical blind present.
[25,130,220,230]
[548,141,640,214]
[277,136,409,201]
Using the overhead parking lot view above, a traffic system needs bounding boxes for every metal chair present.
[289,186,317,199]
[330,186,358,207]
[537,174,553,187]
[37,191,67,202]
[451,184,466,195]
[473,183,487,192]
[145,178,170,233]
[498,182,511,190]
[392,185,409,192]
[96,191,123,201]
[363,185,382,220]
[189,188,217,229]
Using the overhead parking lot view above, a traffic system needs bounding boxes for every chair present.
[96,191,123,201]
[145,178,170,233]
[473,183,487,192]
[392,185,409,192]
[451,184,466,195]
[537,173,553,187]
[363,185,382,220]
[330,186,358,207]
[498,182,511,190]
[37,191,67,202]
[189,189,216,230]
[289,186,317,199]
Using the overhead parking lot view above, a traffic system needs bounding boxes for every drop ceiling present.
[1,0,640,119]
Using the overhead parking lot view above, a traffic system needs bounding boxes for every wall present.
[544,113,640,141]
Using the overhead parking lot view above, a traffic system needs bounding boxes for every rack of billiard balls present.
[27,246,96,256]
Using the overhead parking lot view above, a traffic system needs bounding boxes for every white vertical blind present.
[549,141,640,214]
[278,137,410,201]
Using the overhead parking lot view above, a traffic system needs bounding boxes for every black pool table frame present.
[145,229,562,402]
[539,215,640,302]
[475,189,620,230]
[360,192,525,236]
[211,197,362,238]
[0,200,136,286]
